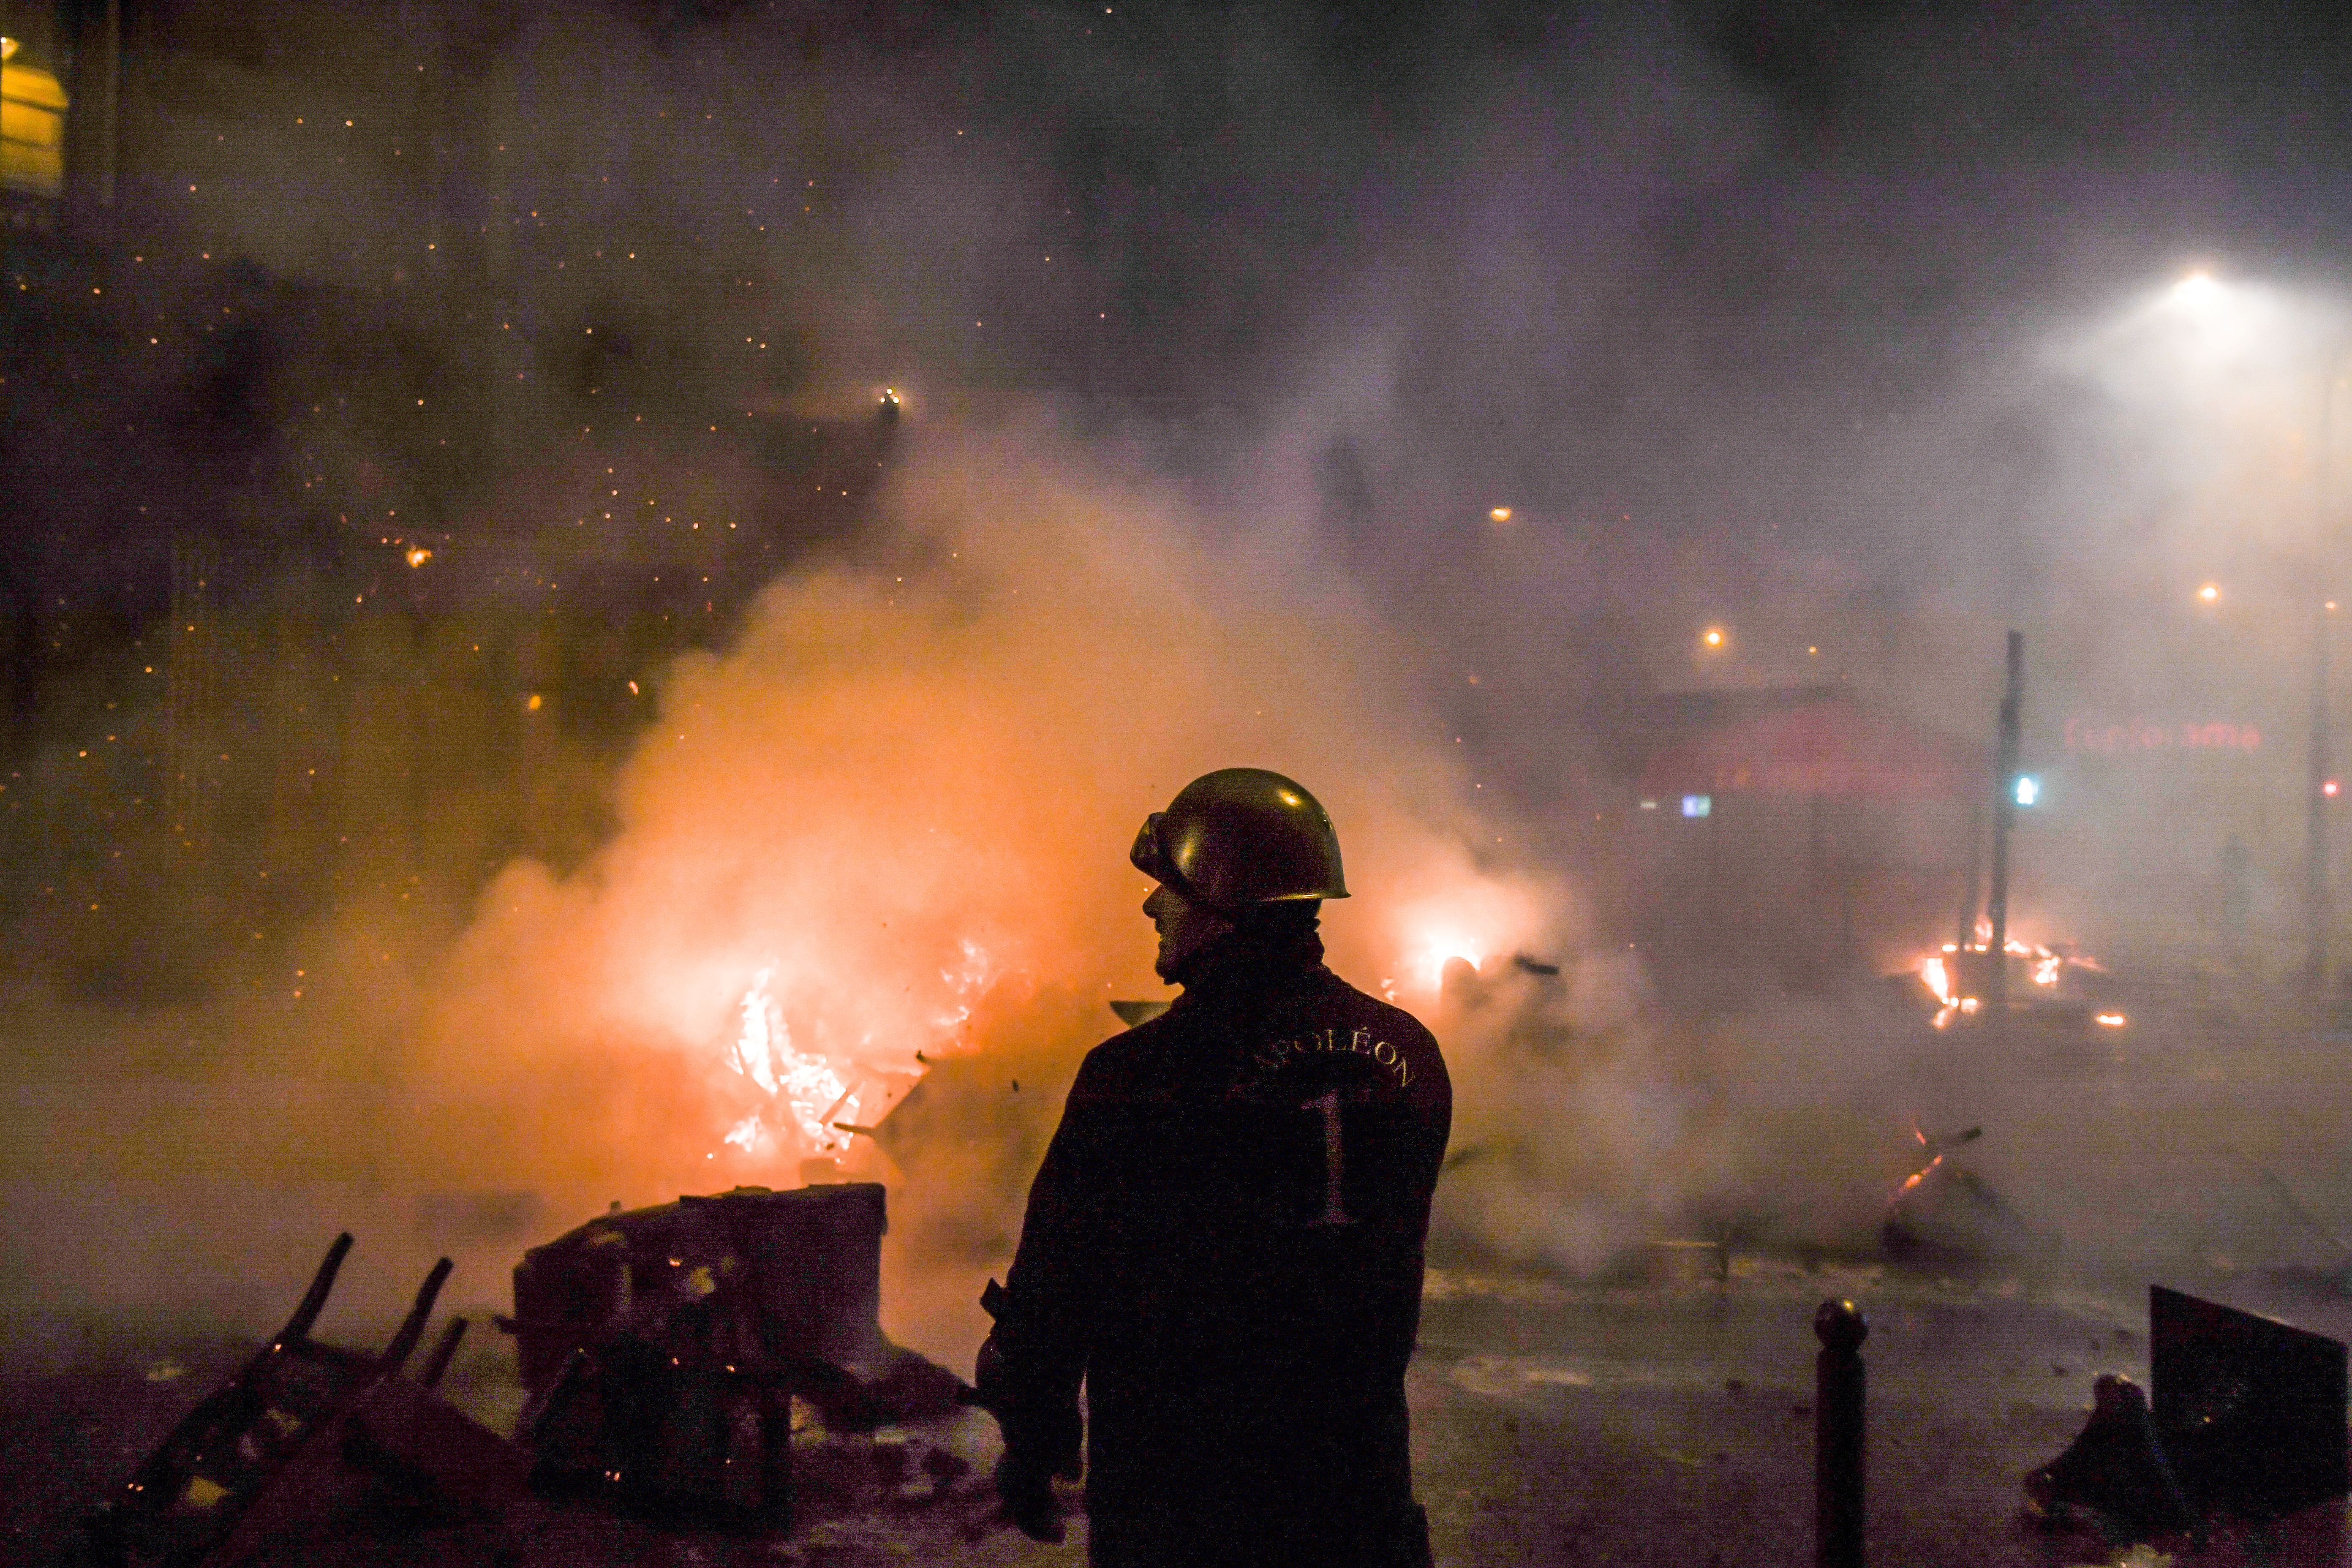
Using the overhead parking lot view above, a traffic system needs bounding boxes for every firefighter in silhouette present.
[976,768,1451,1568]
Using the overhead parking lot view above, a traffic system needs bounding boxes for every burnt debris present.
[84,1234,525,1568]
[2024,1286,2350,1549]
[500,1183,968,1527]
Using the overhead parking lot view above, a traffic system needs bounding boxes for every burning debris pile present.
[1906,931,2128,1035]
[1878,1122,2044,1266]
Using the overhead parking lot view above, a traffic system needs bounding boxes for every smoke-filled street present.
[9,1,2352,1564]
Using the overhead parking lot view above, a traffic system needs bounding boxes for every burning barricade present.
[1905,932,2129,1037]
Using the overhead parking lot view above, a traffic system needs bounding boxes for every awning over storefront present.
[1640,688,1990,800]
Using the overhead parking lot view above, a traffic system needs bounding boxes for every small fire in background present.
[1381,879,1548,1001]
[1914,928,2123,1032]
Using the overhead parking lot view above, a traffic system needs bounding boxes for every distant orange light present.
[1701,626,1726,650]
[2327,779,2341,798]
[1488,506,1513,524]
[2197,583,2221,604]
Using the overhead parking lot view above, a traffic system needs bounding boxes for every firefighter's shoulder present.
[1068,1007,1184,1097]
[1310,969,1443,1053]
[1260,972,1449,1099]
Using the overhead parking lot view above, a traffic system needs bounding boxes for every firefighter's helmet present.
[1130,768,1349,911]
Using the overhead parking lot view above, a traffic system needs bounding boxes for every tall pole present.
[2313,353,2339,1001]
[1957,799,1982,950]
[1987,632,2023,1030]
[2311,604,2332,999]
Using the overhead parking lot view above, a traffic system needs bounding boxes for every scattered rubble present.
[83,1234,525,1568]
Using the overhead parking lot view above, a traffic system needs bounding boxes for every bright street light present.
[2170,269,2223,311]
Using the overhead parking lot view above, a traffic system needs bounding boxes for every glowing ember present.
[406,545,433,568]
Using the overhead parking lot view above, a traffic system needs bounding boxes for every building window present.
[1,25,68,200]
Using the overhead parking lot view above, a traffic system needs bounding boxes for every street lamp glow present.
[2197,582,2221,604]
[1700,626,1726,651]
[1488,506,1513,524]
[2170,269,2224,311]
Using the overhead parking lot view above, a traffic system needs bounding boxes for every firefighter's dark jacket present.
[988,922,1451,1562]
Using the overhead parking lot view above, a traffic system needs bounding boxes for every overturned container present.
[503,1183,963,1528]
[510,1184,889,1392]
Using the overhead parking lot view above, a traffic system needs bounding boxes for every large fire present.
[704,880,1540,1168]
[421,437,1565,1197]
[720,967,855,1154]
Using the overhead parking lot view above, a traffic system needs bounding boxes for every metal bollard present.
[1815,1297,1867,1568]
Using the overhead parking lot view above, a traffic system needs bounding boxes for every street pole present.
[1987,632,2023,1032]
[2311,345,2340,1002]
[2310,604,2331,999]
[1957,799,1982,951]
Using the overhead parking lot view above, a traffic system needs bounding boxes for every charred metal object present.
[2022,1373,2201,1544]
[2151,1285,2349,1522]
[84,1234,521,1568]
[2024,1288,2348,1545]
[502,1184,966,1528]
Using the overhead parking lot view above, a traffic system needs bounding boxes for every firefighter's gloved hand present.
[975,1313,1081,1479]
[994,1451,1066,1543]
[973,1326,1014,1413]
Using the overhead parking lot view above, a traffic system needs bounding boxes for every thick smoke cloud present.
[407,420,1562,1348]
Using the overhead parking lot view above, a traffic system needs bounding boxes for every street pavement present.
[14,1253,2349,1567]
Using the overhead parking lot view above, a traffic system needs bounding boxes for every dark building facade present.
[3,0,904,999]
